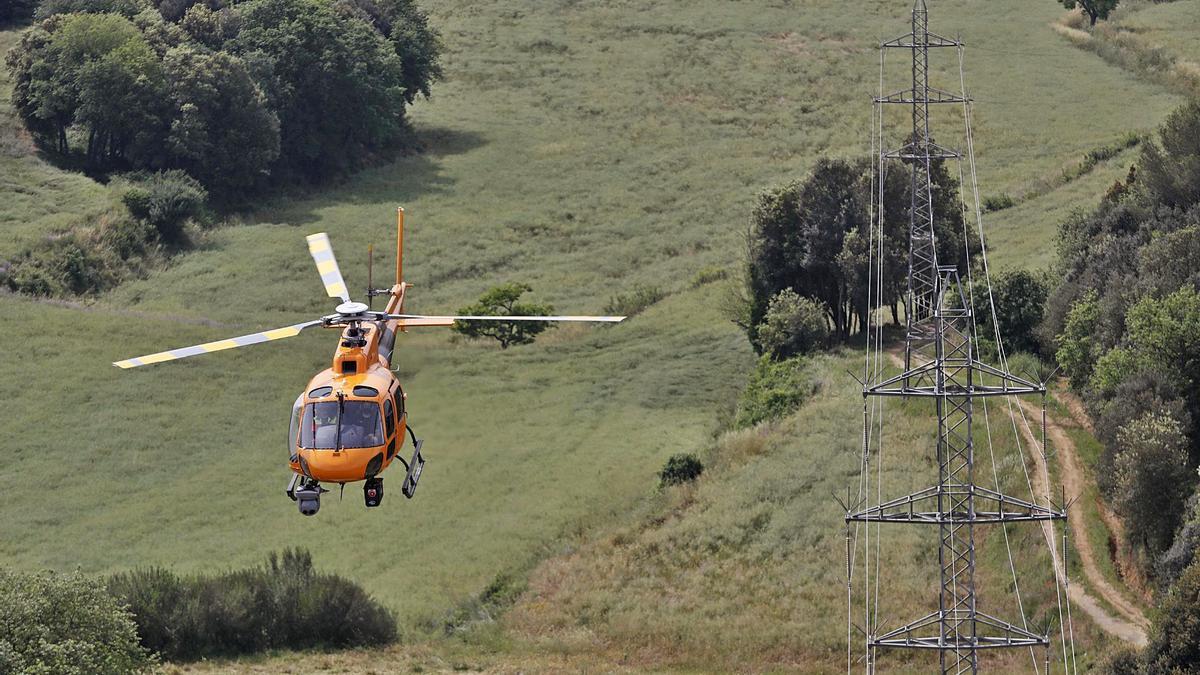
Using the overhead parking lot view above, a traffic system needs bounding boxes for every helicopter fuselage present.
[287,284,430,485]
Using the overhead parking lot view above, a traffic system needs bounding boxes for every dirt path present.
[882,350,1149,645]
[1012,396,1150,646]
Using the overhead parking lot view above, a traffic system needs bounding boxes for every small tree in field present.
[1060,0,1118,27]
[453,282,554,349]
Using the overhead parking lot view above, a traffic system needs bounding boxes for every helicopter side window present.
[393,385,405,420]
[384,398,396,438]
[300,400,384,449]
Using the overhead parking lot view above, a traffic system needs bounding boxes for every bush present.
[107,548,396,661]
[659,453,704,487]
[121,170,207,243]
[982,193,1015,212]
[734,355,818,429]
[1143,559,1200,672]
[690,266,728,288]
[1113,411,1193,557]
[757,288,830,359]
[0,570,152,674]
[603,284,666,317]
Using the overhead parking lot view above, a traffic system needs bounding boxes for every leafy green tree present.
[1055,290,1101,389]
[1113,410,1193,556]
[230,0,411,180]
[1139,99,1200,210]
[6,13,166,163]
[0,570,152,674]
[972,268,1049,356]
[453,282,554,349]
[162,46,279,200]
[335,0,442,102]
[1143,559,1200,672]
[1060,0,1118,27]
[36,0,151,19]
[0,0,37,24]
[757,288,830,360]
[745,156,970,348]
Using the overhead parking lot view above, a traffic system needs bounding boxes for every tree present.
[161,46,279,200]
[1143,559,1200,672]
[453,282,554,349]
[0,0,37,24]
[0,570,152,674]
[6,13,166,164]
[1113,410,1192,556]
[745,156,971,349]
[334,0,443,102]
[972,268,1049,356]
[1060,0,1118,27]
[1056,290,1100,389]
[757,288,830,360]
[230,0,412,180]
[1139,99,1200,210]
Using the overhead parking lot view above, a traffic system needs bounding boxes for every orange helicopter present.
[114,209,624,515]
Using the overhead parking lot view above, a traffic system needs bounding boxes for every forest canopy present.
[5,0,442,201]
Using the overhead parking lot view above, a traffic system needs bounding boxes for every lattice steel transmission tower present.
[846,2,1069,673]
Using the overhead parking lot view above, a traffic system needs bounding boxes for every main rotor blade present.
[306,232,350,303]
[113,320,322,369]
[386,314,625,323]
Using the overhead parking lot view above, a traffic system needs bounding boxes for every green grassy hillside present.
[1,0,1194,669]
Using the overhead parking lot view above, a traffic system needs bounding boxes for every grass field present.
[1,0,1195,670]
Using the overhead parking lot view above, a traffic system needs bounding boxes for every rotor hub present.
[336,301,370,316]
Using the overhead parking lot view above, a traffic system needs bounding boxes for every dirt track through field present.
[1012,396,1150,646]
[883,349,1149,646]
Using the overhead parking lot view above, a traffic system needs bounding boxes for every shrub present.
[690,266,728,288]
[734,355,817,429]
[982,193,1015,212]
[659,453,704,487]
[1056,290,1101,389]
[1143,559,1200,672]
[121,170,207,243]
[1113,411,1193,557]
[603,284,666,317]
[107,548,396,661]
[757,288,829,359]
[0,570,152,674]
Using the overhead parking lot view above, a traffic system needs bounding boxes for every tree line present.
[6,0,442,203]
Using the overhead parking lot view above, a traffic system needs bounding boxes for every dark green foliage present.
[1143,560,1200,673]
[982,193,1015,212]
[5,0,441,198]
[1112,411,1193,557]
[107,548,396,661]
[734,355,817,429]
[36,0,152,19]
[453,282,555,349]
[1060,0,1118,26]
[121,170,207,243]
[1159,496,1200,588]
[744,156,972,349]
[757,288,830,360]
[161,46,278,201]
[971,269,1049,356]
[604,284,665,317]
[0,0,37,23]
[659,453,704,487]
[433,571,526,635]
[0,570,152,674]
[229,0,410,180]
[1139,99,1200,210]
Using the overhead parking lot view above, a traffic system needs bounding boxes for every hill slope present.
[0,0,1190,663]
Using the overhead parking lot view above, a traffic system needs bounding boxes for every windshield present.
[300,400,383,449]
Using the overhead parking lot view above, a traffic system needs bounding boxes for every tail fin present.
[395,206,404,285]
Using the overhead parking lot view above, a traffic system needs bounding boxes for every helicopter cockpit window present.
[308,386,332,399]
[353,386,378,397]
[300,400,384,449]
